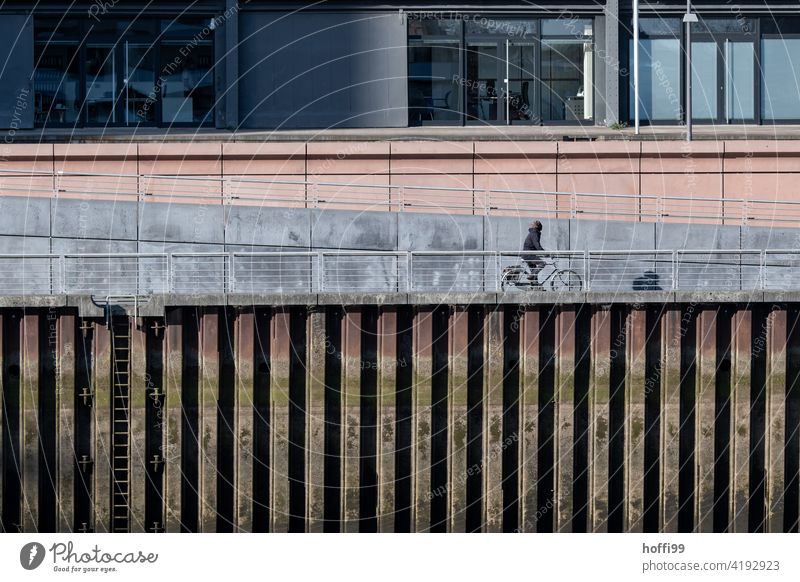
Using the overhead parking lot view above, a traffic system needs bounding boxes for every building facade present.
[1,1,799,131]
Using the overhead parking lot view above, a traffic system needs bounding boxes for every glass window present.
[542,18,592,38]
[638,18,681,37]
[691,17,754,35]
[629,38,681,121]
[159,42,215,124]
[465,19,535,38]
[691,41,718,119]
[762,38,800,120]
[34,43,81,125]
[541,22,593,121]
[408,19,462,123]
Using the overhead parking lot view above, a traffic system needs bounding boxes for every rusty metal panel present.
[378,307,397,533]
[413,308,432,532]
[129,318,147,533]
[270,310,291,533]
[341,309,361,533]
[163,309,183,533]
[57,313,76,532]
[696,309,718,532]
[731,309,752,532]
[556,307,576,532]
[92,321,111,532]
[199,309,219,532]
[305,309,325,533]
[590,308,610,532]
[767,308,787,532]
[483,307,503,533]
[660,309,682,532]
[448,308,468,532]
[519,309,539,533]
[625,308,646,533]
[235,311,255,532]
[21,313,39,532]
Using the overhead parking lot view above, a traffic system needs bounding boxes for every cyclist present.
[522,220,546,285]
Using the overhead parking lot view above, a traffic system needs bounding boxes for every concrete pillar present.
[555,308,576,532]
[660,309,682,532]
[305,309,325,533]
[448,308,468,532]
[163,309,183,533]
[129,317,147,532]
[270,310,291,532]
[56,313,76,532]
[92,322,111,532]
[519,309,540,532]
[590,308,610,532]
[377,307,398,533]
[766,308,786,532]
[412,308,432,532]
[731,309,752,532]
[198,310,219,532]
[341,309,361,532]
[625,308,646,532]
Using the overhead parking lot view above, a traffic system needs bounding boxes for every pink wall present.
[2,141,799,224]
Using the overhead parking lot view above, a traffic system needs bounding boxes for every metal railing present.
[1,250,798,296]
[2,167,799,224]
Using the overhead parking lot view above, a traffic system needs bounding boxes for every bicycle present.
[501,257,583,292]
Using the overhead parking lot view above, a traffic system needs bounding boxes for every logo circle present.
[20,542,46,570]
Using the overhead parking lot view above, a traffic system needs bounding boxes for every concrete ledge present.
[228,293,319,307]
[0,295,67,308]
[5,290,800,309]
[407,292,499,305]
[318,292,407,306]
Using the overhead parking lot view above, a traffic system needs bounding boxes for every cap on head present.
[531,220,542,231]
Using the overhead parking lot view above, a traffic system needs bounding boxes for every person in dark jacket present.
[522,220,546,283]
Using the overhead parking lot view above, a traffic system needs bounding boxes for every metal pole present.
[633,0,640,134]
[684,1,697,142]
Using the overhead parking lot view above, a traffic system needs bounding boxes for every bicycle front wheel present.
[550,269,583,292]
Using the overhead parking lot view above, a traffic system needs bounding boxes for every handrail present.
[1,249,799,296]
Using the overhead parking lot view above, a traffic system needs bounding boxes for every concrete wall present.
[1,193,794,256]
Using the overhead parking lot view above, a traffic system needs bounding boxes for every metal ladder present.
[110,316,131,533]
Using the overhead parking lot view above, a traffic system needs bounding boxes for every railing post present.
[570,192,578,220]
[227,253,235,293]
[58,255,66,294]
[167,254,173,294]
[656,197,664,222]
[671,250,678,291]
[484,189,491,216]
[742,199,750,226]
[398,186,405,212]
[494,253,501,292]
[406,252,413,292]
[760,249,767,291]
[314,253,323,293]
[584,250,590,292]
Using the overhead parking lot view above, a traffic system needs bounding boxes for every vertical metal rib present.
[92,321,111,532]
[413,308,432,532]
[305,308,325,532]
[590,308,610,532]
[341,309,361,532]
[555,307,576,532]
[21,313,39,532]
[661,308,681,532]
[235,310,256,532]
[483,307,503,532]
[163,309,183,533]
[519,308,539,532]
[269,310,291,532]
[130,316,146,532]
[626,307,646,532]
[377,307,398,533]
[766,307,786,532]
[448,308,468,532]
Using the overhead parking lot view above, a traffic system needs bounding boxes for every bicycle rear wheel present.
[549,269,583,292]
